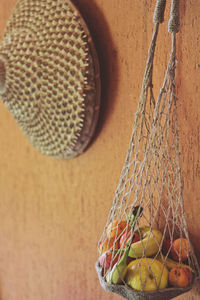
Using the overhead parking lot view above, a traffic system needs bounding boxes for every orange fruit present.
[106,219,127,239]
[98,237,119,254]
[169,267,193,288]
[171,238,190,261]
[119,231,140,248]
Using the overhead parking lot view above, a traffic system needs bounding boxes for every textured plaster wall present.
[0,1,200,299]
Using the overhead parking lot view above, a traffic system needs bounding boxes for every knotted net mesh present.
[96,1,200,299]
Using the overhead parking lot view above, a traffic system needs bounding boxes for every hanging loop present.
[153,0,166,24]
[168,0,180,33]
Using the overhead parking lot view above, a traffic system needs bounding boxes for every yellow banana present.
[157,254,195,273]
[128,227,163,258]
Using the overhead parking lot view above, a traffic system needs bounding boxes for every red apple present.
[99,251,119,270]
[162,238,173,256]
[126,256,134,265]
[119,231,140,248]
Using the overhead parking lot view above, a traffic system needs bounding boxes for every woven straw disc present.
[0,0,100,159]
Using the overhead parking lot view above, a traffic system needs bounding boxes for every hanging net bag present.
[96,1,200,299]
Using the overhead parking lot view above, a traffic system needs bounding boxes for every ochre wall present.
[0,1,200,299]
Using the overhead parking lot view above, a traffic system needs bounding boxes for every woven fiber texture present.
[96,1,200,299]
[0,0,100,158]
[96,263,194,300]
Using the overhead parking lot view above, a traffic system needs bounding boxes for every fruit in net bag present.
[125,258,168,291]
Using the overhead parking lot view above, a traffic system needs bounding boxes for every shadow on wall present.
[177,0,200,271]
[72,0,119,145]
[175,2,200,298]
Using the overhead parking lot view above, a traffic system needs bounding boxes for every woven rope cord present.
[97,1,200,299]
[153,0,166,24]
[168,0,180,33]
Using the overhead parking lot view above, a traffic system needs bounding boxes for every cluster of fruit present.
[98,218,194,292]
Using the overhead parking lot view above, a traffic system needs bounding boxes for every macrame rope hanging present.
[96,1,200,299]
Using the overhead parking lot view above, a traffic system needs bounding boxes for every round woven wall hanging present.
[0,0,101,159]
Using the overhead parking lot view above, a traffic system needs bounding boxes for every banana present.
[106,206,144,284]
[157,254,195,273]
[106,259,128,284]
[106,242,130,284]
[128,227,163,258]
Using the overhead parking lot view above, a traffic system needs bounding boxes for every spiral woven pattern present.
[0,0,100,158]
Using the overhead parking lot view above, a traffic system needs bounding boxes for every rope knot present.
[153,0,166,24]
[168,0,180,33]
